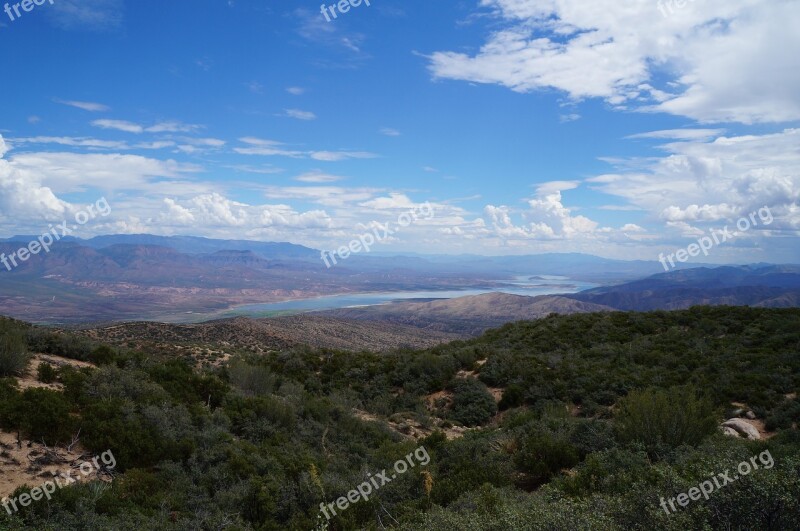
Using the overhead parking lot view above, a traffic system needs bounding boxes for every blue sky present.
[0,0,798,263]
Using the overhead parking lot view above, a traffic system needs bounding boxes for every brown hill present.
[325,292,613,335]
[73,314,461,357]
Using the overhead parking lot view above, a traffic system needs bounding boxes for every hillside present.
[325,292,613,334]
[569,264,800,310]
[70,314,460,356]
[1,307,798,529]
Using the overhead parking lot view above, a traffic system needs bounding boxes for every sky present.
[0,0,798,263]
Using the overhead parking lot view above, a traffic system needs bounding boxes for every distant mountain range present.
[323,265,800,335]
[568,265,800,310]
[1,234,798,325]
[1,234,320,261]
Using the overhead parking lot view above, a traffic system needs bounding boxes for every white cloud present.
[235,138,377,162]
[588,128,800,234]
[159,193,334,230]
[91,119,201,134]
[92,119,143,133]
[54,99,110,112]
[309,150,376,162]
[627,129,725,141]
[12,136,129,150]
[145,121,201,133]
[483,186,603,242]
[621,223,646,233]
[295,171,344,183]
[286,87,306,95]
[535,180,580,196]
[380,127,401,136]
[3,146,199,195]
[359,193,418,210]
[11,136,177,151]
[283,109,317,121]
[429,0,800,124]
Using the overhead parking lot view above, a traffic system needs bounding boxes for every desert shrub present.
[224,394,296,440]
[24,328,93,361]
[0,321,30,377]
[58,365,91,403]
[428,433,515,506]
[81,398,195,470]
[228,359,277,396]
[37,362,58,383]
[569,419,617,458]
[0,379,21,431]
[449,379,498,427]
[89,345,117,365]
[557,447,652,497]
[498,383,525,410]
[14,388,77,444]
[615,385,717,459]
[765,398,800,431]
[514,432,579,488]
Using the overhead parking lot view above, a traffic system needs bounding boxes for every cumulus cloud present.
[483,182,604,242]
[159,193,333,230]
[0,136,70,220]
[588,128,800,235]
[429,0,800,124]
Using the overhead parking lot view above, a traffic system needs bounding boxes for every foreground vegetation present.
[1,306,799,529]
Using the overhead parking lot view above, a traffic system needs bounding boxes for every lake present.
[214,275,597,318]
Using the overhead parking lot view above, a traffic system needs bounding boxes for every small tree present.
[0,321,30,377]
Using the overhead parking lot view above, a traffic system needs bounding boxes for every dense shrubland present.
[0,306,798,529]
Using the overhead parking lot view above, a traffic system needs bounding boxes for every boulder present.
[722,418,761,440]
[722,426,740,437]
[745,411,756,420]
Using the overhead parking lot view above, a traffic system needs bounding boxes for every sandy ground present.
[15,353,95,392]
[1,354,103,499]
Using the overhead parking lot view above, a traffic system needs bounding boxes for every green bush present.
[0,321,30,377]
[449,379,498,427]
[89,345,117,365]
[13,388,77,444]
[615,385,718,459]
[514,432,579,488]
[25,328,93,361]
[498,383,525,410]
[37,362,58,383]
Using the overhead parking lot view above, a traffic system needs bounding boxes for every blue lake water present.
[218,275,597,316]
